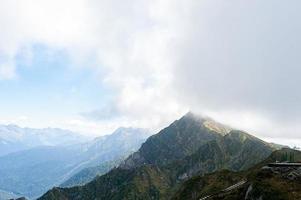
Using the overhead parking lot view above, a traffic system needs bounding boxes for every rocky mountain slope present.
[121,112,231,169]
[39,112,276,200]
[172,148,301,200]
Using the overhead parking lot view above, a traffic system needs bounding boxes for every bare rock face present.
[261,165,301,181]
[172,149,301,200]
[277,167,301,181]
[119,152,146,169]
[287,167,301,181]
[245,165,301,200]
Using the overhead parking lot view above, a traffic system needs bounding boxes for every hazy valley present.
[0,126,150,199]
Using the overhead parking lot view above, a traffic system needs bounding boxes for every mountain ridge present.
[0,127,150,198]
[39,112,276,200]
[120,112,230,169]
[0,124,90,156]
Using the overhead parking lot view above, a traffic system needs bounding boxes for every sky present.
[0,0,301,147]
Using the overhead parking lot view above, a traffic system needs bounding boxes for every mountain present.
[80,127,151,166]
[60,156,125,188]
[165,129,273,180]
[39,112,276,200]
[172,148,301,200]
[0,189,19,200]
[0,127,150,198]
[121,112,231,168]
[0,146,82,198]
[0,124,90,156]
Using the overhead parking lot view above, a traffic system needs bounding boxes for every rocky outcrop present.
[173,149,301,200]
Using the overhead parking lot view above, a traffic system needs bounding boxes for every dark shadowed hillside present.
[172,148,301,200]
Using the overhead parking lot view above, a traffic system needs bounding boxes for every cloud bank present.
[1,0,301,144]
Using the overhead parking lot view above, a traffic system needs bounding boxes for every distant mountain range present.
[60,127,151,188]
[0,126,151,198]
[39,112,288,200]
[0,189,19,200]
[0,125,90,156]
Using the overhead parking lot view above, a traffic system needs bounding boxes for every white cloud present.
[0,115,29,125]
[0,0,301,144]
[0,61,16,79]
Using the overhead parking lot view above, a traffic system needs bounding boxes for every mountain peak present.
[121,113,232,168]
[88,127,151,155]
[182,112,231,135]
[182,111,206,121]
[38,113,278,200]
[109,127,151,139]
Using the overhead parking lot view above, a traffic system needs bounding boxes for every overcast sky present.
[0,0,300,147]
